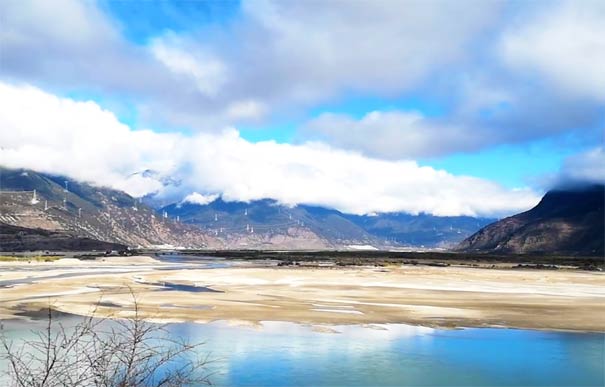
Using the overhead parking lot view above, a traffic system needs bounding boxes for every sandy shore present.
[1,257,604,331]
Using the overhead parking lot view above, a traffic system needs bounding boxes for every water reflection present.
[166,321,604,387]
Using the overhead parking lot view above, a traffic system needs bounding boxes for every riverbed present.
[0,255,603,331]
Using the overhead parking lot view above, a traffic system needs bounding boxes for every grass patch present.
[0,255,63,262]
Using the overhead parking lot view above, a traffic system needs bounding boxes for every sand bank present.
[1,261,603,331]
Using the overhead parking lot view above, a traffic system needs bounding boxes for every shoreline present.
[5,310,604,335]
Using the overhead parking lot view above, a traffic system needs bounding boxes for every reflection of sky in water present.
[167,321,605,387]
[1,318,603,386]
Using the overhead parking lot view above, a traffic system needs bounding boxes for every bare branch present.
[0,290,211,387]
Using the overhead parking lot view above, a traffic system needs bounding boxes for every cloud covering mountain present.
[0,82,538,217]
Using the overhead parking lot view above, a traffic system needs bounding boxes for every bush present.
[0,292,211,387]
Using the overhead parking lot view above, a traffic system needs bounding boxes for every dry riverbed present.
[0,256,604,332]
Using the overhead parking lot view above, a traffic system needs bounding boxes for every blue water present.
[1,318,602,386]
[164,321,604,387]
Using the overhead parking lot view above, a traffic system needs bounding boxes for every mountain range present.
[1,167,495,250]
[162,199,495,249]
[6,167,602,255]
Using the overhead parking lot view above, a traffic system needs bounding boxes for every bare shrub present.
[0,293,211,387]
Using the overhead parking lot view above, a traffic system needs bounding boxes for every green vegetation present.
[151,250,604,271]
[0,255,63,262]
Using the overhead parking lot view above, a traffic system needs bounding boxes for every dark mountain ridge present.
[0,223,126,252]
[457,184,604,256]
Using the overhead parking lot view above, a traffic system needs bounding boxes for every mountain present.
[0,168,217,249]
[456,184,605,256]
[163,198,494,249]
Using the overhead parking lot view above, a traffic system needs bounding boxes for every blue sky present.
[0,0,603,216]
[100,0,242,45]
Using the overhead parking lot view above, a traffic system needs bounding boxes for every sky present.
[0,0,603,217]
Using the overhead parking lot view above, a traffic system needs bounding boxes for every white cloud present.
[302,110,478,159]
[558,147,605,184]
[183,192,219,206]
[0,0,117,48]
[150,35,228,97]
[0,82,539,217]
[0,82,181,194]
[182,129,538,216]
[0,0,165,94]
[228,0,500,101]
[225,99,267,121]
[500,0,605,101]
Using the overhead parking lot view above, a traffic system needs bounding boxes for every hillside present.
[456,184,605,256]
[0,223,127,252]
[0,168,216,249]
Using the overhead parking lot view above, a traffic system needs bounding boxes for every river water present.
[1,318,602,387]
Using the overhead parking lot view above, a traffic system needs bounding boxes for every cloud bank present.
[0,82,540,217]
[557,147,605,186]
[500,0,605,102]
[300,0,605,159]
[302,111,477,160]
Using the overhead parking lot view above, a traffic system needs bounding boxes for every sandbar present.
[1,258,604,332]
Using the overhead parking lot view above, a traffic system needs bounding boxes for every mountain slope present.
[0,168,216,249]
[456,184,605,255]
[0,223,127,252]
